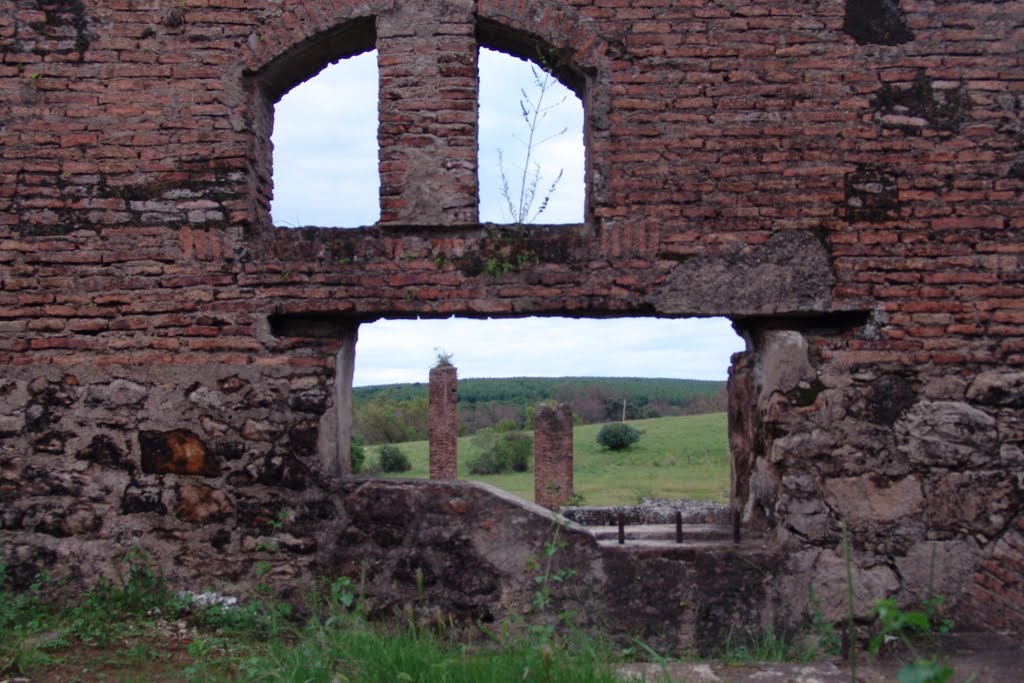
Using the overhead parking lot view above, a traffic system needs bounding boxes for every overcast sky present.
[271,49,745,386]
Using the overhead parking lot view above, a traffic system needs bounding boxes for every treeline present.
[353,377,726,445]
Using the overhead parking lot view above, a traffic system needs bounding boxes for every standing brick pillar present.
[428,362,458,479]
[534,403,574,511]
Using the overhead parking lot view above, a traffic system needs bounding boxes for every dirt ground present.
[618,631,1024,683]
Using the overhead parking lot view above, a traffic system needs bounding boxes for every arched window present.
[477,47,584,224]
[270,51,380,229]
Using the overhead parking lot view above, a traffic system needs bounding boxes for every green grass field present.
[367,413,730,506]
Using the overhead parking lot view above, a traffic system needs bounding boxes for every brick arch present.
[476,2,612,229]
[476,1,611,96]
[242,6,388,232]
[241,1,612,230]
[243,2,394,101]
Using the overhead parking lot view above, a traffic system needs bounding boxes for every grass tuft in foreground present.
[1,554,624,682]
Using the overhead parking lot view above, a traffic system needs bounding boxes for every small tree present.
[377,444,411,473]
[596,423,641,451]
[467,428,532,474]
[497,65,567,224]
[350,436,366,474]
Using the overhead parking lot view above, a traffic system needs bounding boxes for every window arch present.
[271,51,380,228]
[246,9,604,231]
[477,47,585,224]
[246,17,377,231]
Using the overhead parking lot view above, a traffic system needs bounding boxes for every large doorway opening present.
[349,316,744,507]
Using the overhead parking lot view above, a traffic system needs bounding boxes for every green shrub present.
[596,423,641,451]
[468,429,532,474]
[350,437,365,474]
[377,444,411,473]
[493,418,520,433]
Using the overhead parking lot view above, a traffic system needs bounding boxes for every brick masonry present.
[534,403,574,511]
[0,0,1021,635]
[428,363,458,480]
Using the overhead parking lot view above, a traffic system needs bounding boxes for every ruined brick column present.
[376,0,478,224]
[534,404,574,511]
[428,363,458,479]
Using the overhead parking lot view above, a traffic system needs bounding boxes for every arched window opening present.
[478,48,584,225]
[351,316,744,506]
[271,50,380,228]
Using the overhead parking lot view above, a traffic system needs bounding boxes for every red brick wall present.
[0,0,1021,631]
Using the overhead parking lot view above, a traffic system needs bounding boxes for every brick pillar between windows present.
[534,403,574,511]
[429,363,458,479]
[376,0,478,224]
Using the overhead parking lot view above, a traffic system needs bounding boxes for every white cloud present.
[353,317,745,386]
[271,51,380,227]
[478,48,584,224]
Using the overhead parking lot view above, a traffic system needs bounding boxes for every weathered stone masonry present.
[1,0,1022,642]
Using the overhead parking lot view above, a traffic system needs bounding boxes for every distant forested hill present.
[353,377,726,443]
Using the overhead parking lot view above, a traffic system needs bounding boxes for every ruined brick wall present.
[1,0,1021,632]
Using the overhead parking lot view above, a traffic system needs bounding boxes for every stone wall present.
[1,0,1021,634]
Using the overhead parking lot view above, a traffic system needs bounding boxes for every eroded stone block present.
[927,471,1017,538]
[139,429,220,477]
[967,371,1024,408]
[121,480,167,515]
[823,474,923,525]
[896,401,998,468]
[176,484,234,524]
[76,434,134,471]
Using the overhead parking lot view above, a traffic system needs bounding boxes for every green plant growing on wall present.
[528,524,576,615]
[841,520,957,683]
[497,65,567,225]
[433,348,454,367]
[869,598,955,683]
[803,585,841,659]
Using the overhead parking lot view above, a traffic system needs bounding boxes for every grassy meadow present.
[367,413,730,506]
